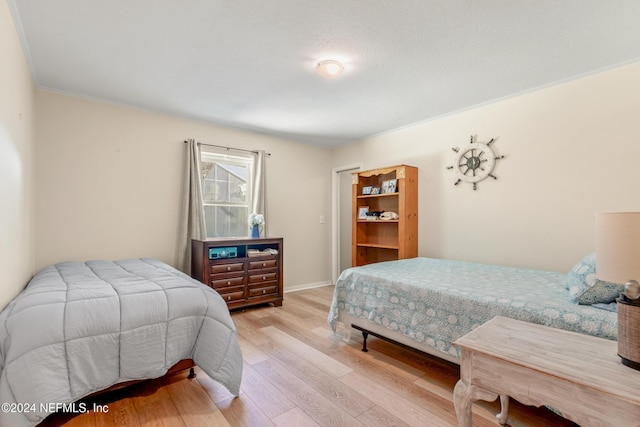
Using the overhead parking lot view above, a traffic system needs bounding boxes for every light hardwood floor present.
[41,286,577,427]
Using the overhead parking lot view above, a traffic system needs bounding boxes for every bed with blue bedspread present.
[0,258,243,427]
[328,256,618,363]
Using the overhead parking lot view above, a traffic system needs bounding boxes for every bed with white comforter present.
[0,258,243,427]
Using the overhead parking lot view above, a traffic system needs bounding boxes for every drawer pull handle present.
[262,276,266,280]
[262,290,266,294]
[262,263,266,267]
[227,281,231,285]
[227,266,231,271]
[227,296,231,301]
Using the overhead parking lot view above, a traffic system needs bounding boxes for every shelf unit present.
[352,164,418,267]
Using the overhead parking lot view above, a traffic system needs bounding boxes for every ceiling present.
[9,1,640,147]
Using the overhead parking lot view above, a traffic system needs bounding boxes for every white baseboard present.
[284,281,333,293]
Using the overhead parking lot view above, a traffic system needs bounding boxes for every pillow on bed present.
[566,252,624,304]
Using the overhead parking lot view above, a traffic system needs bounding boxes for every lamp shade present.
[595,212,640,284]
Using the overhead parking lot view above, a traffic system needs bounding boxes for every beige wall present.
[35,92,333,290]
[333,62,640,273]
[5,0,640,302]
[0,0,36,310]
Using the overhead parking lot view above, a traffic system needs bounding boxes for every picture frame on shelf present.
[381,180,390,193]
[371,186,381,195]
[358,206,369,219]
[361,186,373,195]
[385,179,397,193]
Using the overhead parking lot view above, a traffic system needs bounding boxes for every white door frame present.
[331,163,362,285]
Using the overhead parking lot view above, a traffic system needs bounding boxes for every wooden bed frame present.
[85,358,196,398]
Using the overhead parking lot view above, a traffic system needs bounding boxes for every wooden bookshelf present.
[352,165,418,266]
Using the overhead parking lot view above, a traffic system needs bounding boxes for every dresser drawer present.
[248,259,277,270]
[249,272,277,284]
[248,284,278,298]
[210,276,245,289]
[210,262,244,274]
[216,286,245,303]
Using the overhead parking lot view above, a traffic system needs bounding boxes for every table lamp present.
[596,212,640,370]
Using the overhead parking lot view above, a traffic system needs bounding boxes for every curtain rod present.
[184,140,271,156]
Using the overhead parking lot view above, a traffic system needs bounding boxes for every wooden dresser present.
[191,237,283,310]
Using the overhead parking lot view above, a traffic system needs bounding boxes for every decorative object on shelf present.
[358,206,369,219]
[381,179,397,194]
[371,186,381,195]
[596,211,640,370]
[380,211,399,220]
[365,210,384,221]
[248,248,279,257]
[248,213,264,238]
[446,135,505,190]
[361,186,373,195]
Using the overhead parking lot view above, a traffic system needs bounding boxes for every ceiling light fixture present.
[316,60,344,78]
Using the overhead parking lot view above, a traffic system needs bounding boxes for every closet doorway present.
[331,164,360,284]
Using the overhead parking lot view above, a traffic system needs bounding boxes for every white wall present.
[0,0,36,310]
[35,91,333,290]
[6,1,640,300]
[333,62,640,273]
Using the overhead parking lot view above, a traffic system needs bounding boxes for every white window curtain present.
[176,139,206,274]
[251,150,268,236]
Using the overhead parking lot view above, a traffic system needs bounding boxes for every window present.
[200,150,254,238]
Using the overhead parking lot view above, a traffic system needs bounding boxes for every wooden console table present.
[453,316,640,427]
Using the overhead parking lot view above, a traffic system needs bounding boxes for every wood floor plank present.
[282,293,333,320]
[289,286,335,307]
[92,398,140,427]
[214,393,276,427]
[263,340,375,417]
[271,407,321,427]
[258,308,339,353]
[329,337,424,385]
[131,381,185,427]
[339,371,453,427]
[315,326,427,379]
[245,304,279,319]
[260,325,352,378]
[356,405,413,427]
[261,319,338,356]
[252,358,363,426]
[276,298,318,320]
[336,340,504,427]
[413,375,458,402]
[165,374,229,427]
[231,311,279,349]
[39,409,96,427]
[236,362,297,419]
[237,334,269,365]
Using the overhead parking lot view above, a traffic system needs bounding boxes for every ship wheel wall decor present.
[446,135,505,190]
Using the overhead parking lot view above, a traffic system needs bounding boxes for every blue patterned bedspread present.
[328,257,617,360]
